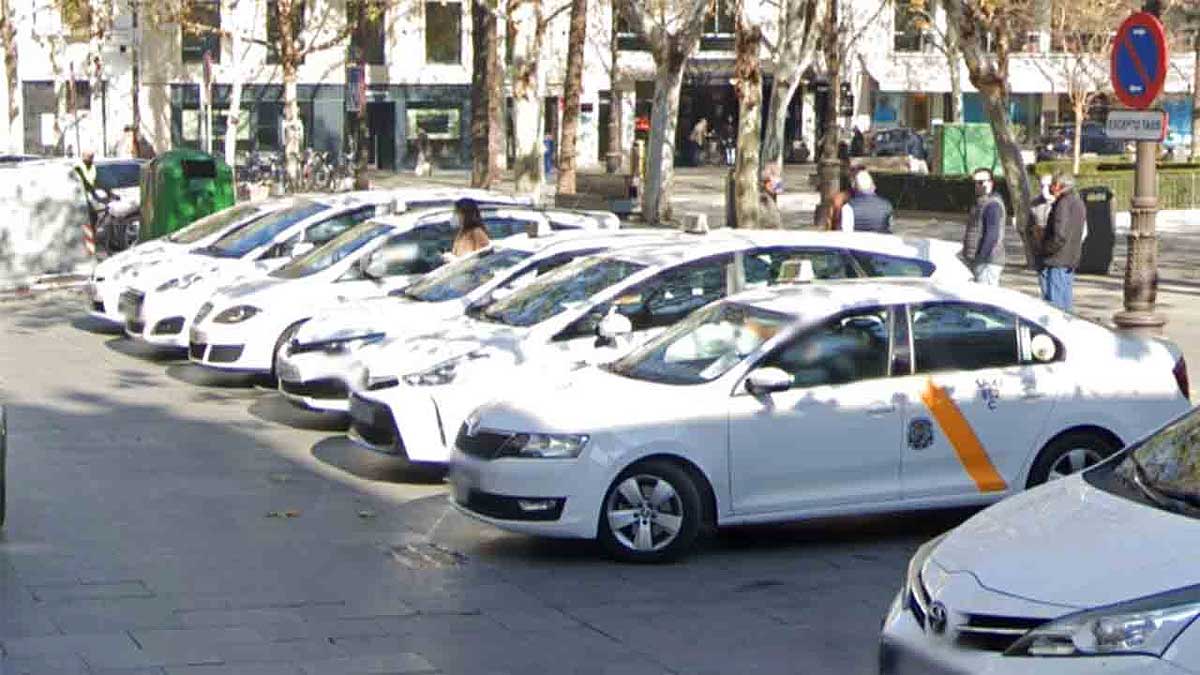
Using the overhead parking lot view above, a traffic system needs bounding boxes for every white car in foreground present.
[87,200,287,324]
[449,280,1190,562]
[348,231,972,466]
[189,207,619,376]
[881,403,1200,674]
[278,228,682,412]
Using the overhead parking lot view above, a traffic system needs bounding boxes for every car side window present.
[853,251,935,278]
[304,208,373,245]
[761,308,891,388]
[911,302,1019,373]
[484,217,537,239]
[625,256,731,331]
[742,247,858,287]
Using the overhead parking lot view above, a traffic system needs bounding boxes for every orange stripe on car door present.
[920,379,1008,493]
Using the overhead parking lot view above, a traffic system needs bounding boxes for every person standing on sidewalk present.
[1038,172,1086,311]
[961,168,1006,285]
[840,170,893,233]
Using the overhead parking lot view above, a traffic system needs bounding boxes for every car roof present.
[494,228,683,254]
[728,278,1072,326]
[601,230,958,267]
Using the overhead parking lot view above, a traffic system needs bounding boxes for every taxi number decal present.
[920,379,1008,493]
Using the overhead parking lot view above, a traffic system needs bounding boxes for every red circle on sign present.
[1110,12,1168,110]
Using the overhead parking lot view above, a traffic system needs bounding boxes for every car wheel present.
[598,459,703,564]
[121,215,141,250]
[1026,430,1121,487]
[271,320,307,382]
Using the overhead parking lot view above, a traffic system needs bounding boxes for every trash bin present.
[139,149,235,242]
[1078,186,1115,275]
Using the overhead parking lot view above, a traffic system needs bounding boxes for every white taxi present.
[347,231,971,467]
[881,404,1200,674]
[87,200,287,324]
[188,207,619,375]
[277,228,683,412]
[449,280,1191,562]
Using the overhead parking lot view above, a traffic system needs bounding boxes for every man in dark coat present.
[1038,172,1086,311]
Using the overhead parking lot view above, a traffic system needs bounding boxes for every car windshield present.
[474,256,646,327]
[1113,410,1200,511]
[404,247,533,303]
[606,302,791,385]
[167,203,270,244]
[200,200,328,259]
[270,221,392,280]
[94,162,142,190]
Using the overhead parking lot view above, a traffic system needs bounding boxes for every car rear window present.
[95,163,143,190]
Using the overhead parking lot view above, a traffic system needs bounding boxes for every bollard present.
[82,220,96,257]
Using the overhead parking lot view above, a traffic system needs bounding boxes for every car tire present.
[1026,430,1121,487]
[120,215,141,250]
[271,320,307,382]
[597,459,703,564]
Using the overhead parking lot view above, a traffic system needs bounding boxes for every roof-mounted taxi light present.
[680,213,709,235]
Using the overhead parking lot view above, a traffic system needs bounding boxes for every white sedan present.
[347,231,971,467]
[87,200,287,324]
[188,207,619,376]
[277,228,682,412]
[448,280,1191,562]
[881,404,1200,674]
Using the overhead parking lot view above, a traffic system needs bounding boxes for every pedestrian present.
[961,168,1006,285]
[414,130,433,177]
[445,198,491,261]
[689,117,708,166]
[721,117,736,166]
[73,149,98,196]
[850,126,865,157]
[1037,172,1086,312]
[760,165,783,229]
[543,132,555,176]
[1029,173,1054,256]
[840,169,893,233]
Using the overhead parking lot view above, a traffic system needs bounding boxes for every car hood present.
[357,318,528,376]
[97,241,179,278]
[295,295,464,344]
[931,474,1200,608]
[130,257,270,293]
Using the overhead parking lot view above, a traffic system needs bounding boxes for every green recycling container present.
[139,149,235,241]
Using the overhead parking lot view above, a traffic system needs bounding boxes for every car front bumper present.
[124,286,210,348]
[187,319,278,374]
[276,348,361,413]
[346,387,454,464]
[86,279,126,324]
[878,589,1192,675]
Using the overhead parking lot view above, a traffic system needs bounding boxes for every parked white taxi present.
[188,207,619,375]
[881,403,1200,675]
[449,280,1191,562]
[277,228,685,412]
[347,231,971,466]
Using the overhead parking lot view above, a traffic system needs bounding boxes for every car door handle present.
[867,403,897,415]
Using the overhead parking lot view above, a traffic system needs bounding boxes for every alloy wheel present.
[1048,447,1104,480]
[605,475,684,552]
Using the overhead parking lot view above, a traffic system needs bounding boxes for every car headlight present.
[1006,586,1200,658]
[497,432,590,459]
[402,350,490,387]
[361,369,399,391]
[157,272,202,292]
[902,533,947,605]
[213,305,261,324]
[320,332,387,354]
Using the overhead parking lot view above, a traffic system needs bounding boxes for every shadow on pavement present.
[103,336,185,364]
[70,314,123,335]
[164,363,260,389]
[311,436,446,485]
[248,394,349,432]
[712,507,979,554]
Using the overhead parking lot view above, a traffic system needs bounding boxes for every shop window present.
[425,1,462,64]
[406,105,462,164]
[181,0,221,63]
[267,0,306,65]
[349,0,386,65]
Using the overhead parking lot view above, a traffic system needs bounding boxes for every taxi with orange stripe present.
[448,279,1191,563]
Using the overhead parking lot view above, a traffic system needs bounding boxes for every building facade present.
[0,0,1195,169]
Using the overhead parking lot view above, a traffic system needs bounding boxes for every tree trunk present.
[129,0,140,156]
[1072,99,1084,174]
[1192,31,1200,161]
[945,16,964,123]
[470,0,494,187]
[607,13,622,170]
[486,12,503,181]
[555,0,586,195]
[980,84,1034,266]
[510,0,543,198]
[279,0,301,191]
[762,75,800,181]
[761,0,822,178]
[49,42,66,155]
[224,0,247,175]
[734,14,762,229]
[642,53,686,224]
[816,0,840,224]
[0,0,19,150]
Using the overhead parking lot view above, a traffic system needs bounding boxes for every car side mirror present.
[745,367,792,395]
[290,241,315,258]
[363,254,389,280]
[597,312,632,341]
[489,286,516,302]
[1030,334,1057,363]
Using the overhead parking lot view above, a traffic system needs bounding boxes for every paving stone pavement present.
[4,170,1200,674]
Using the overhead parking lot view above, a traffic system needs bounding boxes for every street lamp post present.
[1112,0,1167,335]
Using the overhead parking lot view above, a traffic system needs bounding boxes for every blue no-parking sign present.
[1111,12,1168,110]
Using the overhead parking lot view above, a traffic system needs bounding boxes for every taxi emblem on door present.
[908,417,934,450]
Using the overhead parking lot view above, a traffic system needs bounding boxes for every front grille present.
[349,394,404,454]
[280,377,348,401]
[126,320,146,334]
[189,342,207,360]
[194,302,214,324]
[287,340,326,356]
[91,300,104,312]
[460,490,565,522]
[208,345,244,363]
[118,289,144,320]
[955,614,1045,653]
[454,423,514,460]
[153,317,185,335]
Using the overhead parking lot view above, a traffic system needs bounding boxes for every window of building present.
[181,0,221,63]
[425,1,462,64]
[267,0,306,65]
[349,0,386,65]
[911,302,1019,373]
[893,4,925,52]
[700,0,735,50]
[613,9,647,50]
